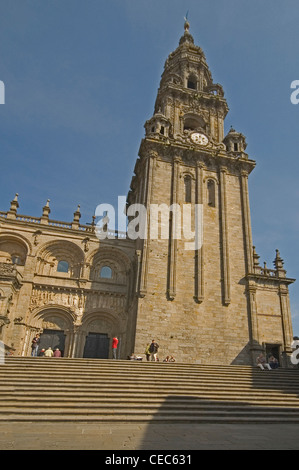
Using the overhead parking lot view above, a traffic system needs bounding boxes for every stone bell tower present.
[128,21,295,365]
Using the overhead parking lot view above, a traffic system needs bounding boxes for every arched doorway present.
[83,332,110,359]
[39,328,66,356]
[80,312,121,359]
[29,307,75,357]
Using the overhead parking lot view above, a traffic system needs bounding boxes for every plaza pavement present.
[0,422,298,450]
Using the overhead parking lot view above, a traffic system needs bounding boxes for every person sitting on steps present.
[256,353,272,370]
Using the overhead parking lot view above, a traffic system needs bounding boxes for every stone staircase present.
[1,357,299,423]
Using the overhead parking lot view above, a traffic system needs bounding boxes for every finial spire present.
[41,199,51,223]
[180,11,194,45]
[7,193,19,218]
[184,10,190,31]
[72,204,81,229]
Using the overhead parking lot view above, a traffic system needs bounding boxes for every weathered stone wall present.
[133,156,252,365]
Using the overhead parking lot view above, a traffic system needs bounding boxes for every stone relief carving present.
[29,286,126,319]
[0,262,17,276]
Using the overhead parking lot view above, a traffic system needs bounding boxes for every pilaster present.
[240,170,253,273]
[219,166,230,305]
[194,162,204,302]
[139,152,157,297]
[167,156,180,300]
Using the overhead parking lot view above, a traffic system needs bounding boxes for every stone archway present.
[78,311,123,359]
[26,307,75,357]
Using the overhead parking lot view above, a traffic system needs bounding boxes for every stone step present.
[4,357,296,374]
[0,401,298,413]
[2,367,298,381]
[1,357,299,423]
[1,406,299,420]
[2,374,298,385]
[0,396,297,406]
[1,411,299,424]
[1,390,298,406]
[3,360,298,378]
[0,392,298,405]
[1,378,298,393]
[1,365,297,376]
[1,378,298,392]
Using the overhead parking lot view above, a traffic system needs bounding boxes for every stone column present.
[75,329,87,358]
[167,156,180,300]
[139,152,157,297]
[195,162,204,302]
[279,285,294,355]
[65,328,76,358]
[240,170,253,273]
[219,166,230,305]
[135,250,142,294]
[247,283,263,364]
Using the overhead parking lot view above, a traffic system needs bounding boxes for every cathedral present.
[0,21,295,365]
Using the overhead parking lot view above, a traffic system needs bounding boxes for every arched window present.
[183,114,206,132]
[184,175,192,203]
[187,75,197,90]
[11,254,22,265]
[100,266,112,279]
[207,180,216,207]
[57,260,69,273]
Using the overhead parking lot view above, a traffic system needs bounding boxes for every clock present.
[190,132,209,146]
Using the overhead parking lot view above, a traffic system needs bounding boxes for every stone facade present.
[0,201,137,359]
[0,21,295,365]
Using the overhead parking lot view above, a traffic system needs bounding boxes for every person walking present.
[144,343,151,361]
[149,339,159,362]
[112,336,119,359]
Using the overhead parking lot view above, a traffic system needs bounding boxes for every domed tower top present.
[150,19,229,144]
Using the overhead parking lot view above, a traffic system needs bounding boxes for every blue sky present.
[0,0,298,334]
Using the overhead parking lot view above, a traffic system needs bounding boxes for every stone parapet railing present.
[0,210,127,238]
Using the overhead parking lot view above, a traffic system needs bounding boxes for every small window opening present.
[57,260,69,273]
[187,79,196,90]
[151,126,155,133]
[234,142,238,151]
[100,266,112,279]
[160,126,165,135]
[207,180,216,207]
[184,175,192,203]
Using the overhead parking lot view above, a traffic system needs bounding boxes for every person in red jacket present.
[112,336,119,359]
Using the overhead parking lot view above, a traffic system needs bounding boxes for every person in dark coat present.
[31,334,40,357]
[149,339,159,361]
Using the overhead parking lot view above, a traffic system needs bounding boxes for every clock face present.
[190,132,209,146]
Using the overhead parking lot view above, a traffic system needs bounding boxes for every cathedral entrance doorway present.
[39,329,66,356]
[265,343,281,364]
[83,332,110,359]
